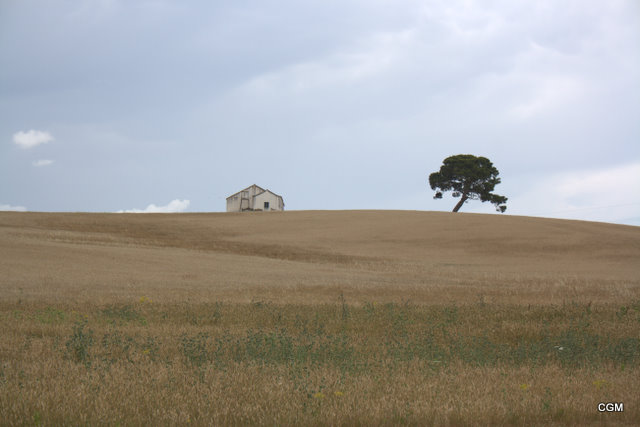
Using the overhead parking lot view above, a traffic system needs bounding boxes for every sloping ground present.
[1,210,638,305]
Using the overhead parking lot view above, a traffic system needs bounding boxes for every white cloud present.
[241,28,416,95]
[13,130,54,149]
[508,162,640,224]
[556,163,640,201]
[32,159,54,167]
[0,204,27,211]
[117,199,190,213]
[509,74,586,120]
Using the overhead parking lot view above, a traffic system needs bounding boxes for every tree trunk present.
[452,194,468,212]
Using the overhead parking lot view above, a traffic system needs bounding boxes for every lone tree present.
[429,154,507,213]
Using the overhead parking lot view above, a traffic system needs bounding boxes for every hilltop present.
[1,210,638,305]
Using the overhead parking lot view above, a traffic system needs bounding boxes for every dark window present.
[264,202,269,210]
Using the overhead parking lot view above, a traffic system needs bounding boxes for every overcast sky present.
[1,0,639,225]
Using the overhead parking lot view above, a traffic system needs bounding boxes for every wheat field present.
[1,210,639,425]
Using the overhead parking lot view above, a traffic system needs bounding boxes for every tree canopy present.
[429,154,507,213]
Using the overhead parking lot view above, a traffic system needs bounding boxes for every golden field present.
[1,210,639,425]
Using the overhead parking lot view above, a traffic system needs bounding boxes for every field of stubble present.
[1,210,639,425]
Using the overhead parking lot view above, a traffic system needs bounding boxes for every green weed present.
[101,304,146,325]
[65,319,94,366]
[180,332,210,367]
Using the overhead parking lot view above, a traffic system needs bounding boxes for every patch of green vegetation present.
[27,302,640,371]
[186,302,222,326]
[100,329,137,364]
[64,319,93,366]
[180,332,210,367]
[35,307,66,324]
[101,304,146,325]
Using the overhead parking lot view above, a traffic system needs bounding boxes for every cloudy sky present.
[1,0,639,225]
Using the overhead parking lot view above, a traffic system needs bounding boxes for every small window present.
[264,201,269,210]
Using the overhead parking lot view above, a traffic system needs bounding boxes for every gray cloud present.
[0,0,638,224]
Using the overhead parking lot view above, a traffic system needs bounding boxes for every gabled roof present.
[226,184,265,200]
[252,189,283,200]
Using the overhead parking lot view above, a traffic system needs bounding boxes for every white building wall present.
[246,186,263,210]
[275,195,284,210]
[226,196,241,212]
[253,191,284,211]
[226,185,265,212]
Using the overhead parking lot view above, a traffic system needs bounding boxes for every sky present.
[1,0,639,225]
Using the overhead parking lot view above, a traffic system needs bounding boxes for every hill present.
[2,210,640,425]
[2,210,638,305]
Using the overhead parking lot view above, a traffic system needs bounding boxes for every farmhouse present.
[226,184,285,212]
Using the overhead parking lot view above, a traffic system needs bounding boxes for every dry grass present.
[1,210,639,425]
